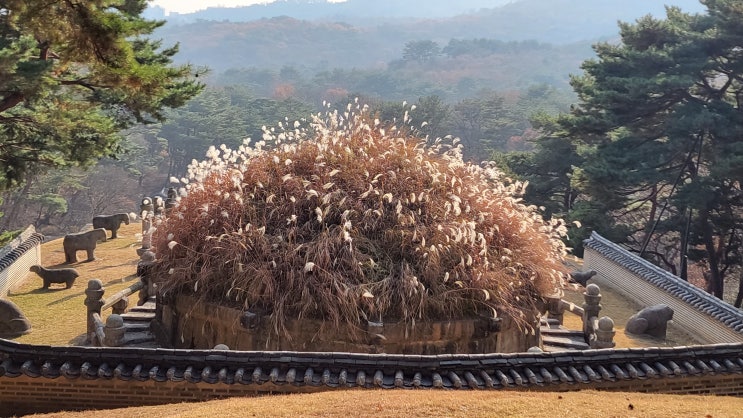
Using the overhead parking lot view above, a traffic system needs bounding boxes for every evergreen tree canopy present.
[561,0,743,298]
[0,0,204,191]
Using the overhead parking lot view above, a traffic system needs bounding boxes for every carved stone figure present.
[29,265,80,289]
[92,213,131,239]
[569,270,597,287]
[0,298,32,338]
[62,228,107,263]
[625,304,674,339]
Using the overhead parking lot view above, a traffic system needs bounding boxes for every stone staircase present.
[118,297,158,348]
[540,318,590,351]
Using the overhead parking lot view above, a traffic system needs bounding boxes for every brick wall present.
[2,372,741,416]
[0,375,322,416]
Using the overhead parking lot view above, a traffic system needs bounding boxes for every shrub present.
[151,101,568,337]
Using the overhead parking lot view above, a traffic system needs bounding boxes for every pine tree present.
[0,1,204,191]
[563,1,743,300]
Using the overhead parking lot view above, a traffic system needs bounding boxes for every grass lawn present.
[24,389,743,418]
[8,222,144,345]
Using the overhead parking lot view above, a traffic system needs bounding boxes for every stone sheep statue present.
[92,213,130,239]
[29,265,80,289]
[569,270,597,287]
[62,228,107,263]
[625,304,674,339]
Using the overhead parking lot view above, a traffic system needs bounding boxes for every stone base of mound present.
[152,294,539,353]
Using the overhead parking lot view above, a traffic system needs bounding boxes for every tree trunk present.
[701,217,724,298]
[0,91,24,113]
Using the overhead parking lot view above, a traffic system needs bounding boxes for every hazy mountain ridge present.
[150,0,705,31]
[155,0,705,74]
[147,0,512,23]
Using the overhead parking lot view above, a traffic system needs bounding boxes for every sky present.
[150,0,345,15]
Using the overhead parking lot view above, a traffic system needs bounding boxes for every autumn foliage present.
[151,102,568,336]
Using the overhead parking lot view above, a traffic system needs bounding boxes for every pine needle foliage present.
[151,101,568,337]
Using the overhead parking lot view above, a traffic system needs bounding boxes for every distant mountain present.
[147,0,513,23]
[155,0,708,73]
[149,0,705,26]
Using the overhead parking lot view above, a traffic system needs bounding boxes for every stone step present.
[129,298,157,312]
[129,304,156,314]
[123,321,150,332]
[542,343,583,352]
[542,334,590,350]
[539,318,562,329]
[540,328,585,338]
[119,311,155,322]
[122,330,156,346]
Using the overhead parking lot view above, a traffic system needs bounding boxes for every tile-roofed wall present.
[0,226,44,296]
[583,231,743,344]
[0,338,741,415]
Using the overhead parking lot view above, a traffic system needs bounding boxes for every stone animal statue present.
[0,298,32,338]
[625,304,674,339]
[92,213,130,239]
[29,265,79,289]
[62,228,107,263]
[569,270,597,287]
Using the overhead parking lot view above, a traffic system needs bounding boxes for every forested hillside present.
[153,0,705,92]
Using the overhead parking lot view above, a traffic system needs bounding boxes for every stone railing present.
[0,226,44,296]
[84,279,143,347]
[546,283,616,349]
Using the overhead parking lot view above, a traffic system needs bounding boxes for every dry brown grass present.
[8,223,143,345]
[26,389,743,418]
[152,104,570,339]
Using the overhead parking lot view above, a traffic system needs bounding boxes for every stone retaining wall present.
[155,294,538,354]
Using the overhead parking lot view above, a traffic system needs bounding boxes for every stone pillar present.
[546,296,564,325]
[592,316,616,349]
[137,197,154,258]
[582,283,602,340]
[103,314,126,347]
[165,187,178,215]
[84,279,105,345]
[136,250,157,305]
